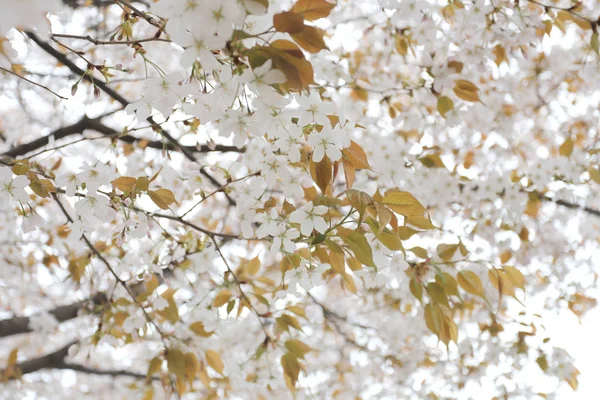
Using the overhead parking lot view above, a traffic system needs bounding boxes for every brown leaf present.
[273,11,305,33]
[292,0,336,21]
[291,25,328,53]
[342,140,370,169]
[148,188,177,210]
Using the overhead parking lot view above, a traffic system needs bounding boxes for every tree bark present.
[0,294,106,339]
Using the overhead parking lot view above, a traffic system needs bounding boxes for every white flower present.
[296,92,336,127]
[238,207,257,238]
[261,154,291,186]
[255,208,279,239]
[242,60,287,100]
[56,171,82,197]
[75,194,116,221]
[179,25,223,70]
[22,212,45,233]
[307,124,345,162]
[289,202,329,236]
[0,167,29,203]
[77,162,112,194]
[123,314,146,334]
[270,223,299,254]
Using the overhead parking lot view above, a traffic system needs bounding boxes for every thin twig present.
[0,66,68,99]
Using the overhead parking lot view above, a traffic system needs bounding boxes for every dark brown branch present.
[536,193,600,218]
[2,117,96,158]
[25,32,236,205]
[458,183,600,219]
[5,341,157,380]
[14,341,76,376]
[0,294,106,339]
[2,117,243,159]
[56,363,151,380]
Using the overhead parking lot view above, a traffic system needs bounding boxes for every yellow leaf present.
[341,272,357,293]
[409,277,423,302]
[276,314,303,332]
[436,243,458,262]
[457,270,486,298]
[382,190,426,216]
[453,79,481,102]
[424,303,443,336]
[346,189,372,219]
[245,256,261,275]
[148,188,177,210]
[213,289,232,308]
[287,305,307,318]
[395,35,409,55]
[437,96,454,117]
[111,176,137,192]
[190,322,214,337]
[185,352,199,383]
[503,266,525,291]
[167,348,187,379]
[292,0,336,21]
[7,348,18,367]
[136,176,150,191]
[405,215,436,230]
[447,60,464,73]
[426,282,449,307]
[147,356,163,379]
[559,137,574,157]
[488,268,515,298]
[589,166,600,184]
[492,44,507,66]
[205,350,225,375]
[281,353,301,387]
[285,340,312,359]
[436,273,460,297]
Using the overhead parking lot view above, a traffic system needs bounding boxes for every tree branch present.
[4,341,157,380]
[25,31,237,205]
[0,67,68,100]
[2,116,243,159]
[0,294,107,339]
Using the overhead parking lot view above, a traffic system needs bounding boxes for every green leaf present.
[426,282,449,308]
[285,340,312,359]
[345,232,375,267]
[409,277,423,302]
[281,353,301,387]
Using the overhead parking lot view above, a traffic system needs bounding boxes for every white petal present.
[312,146,325,163]
[312,216,328,233]
[289,210,305,224]
[327,145,342,161]
[300,219,313,236]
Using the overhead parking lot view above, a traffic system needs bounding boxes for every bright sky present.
[544,308,600,399]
